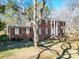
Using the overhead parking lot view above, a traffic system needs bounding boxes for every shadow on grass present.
[0,36,56,52]
[0,40,34,52]
[36,37,72,59]
[36,42,72,59]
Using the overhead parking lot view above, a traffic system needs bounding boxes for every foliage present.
[0,0,19,18]
[7,0,19,12]
[27,7,33,21]
[0,5,6,14]
[0,21,6,31]
[0,34,8,41]
[6,0,19,15]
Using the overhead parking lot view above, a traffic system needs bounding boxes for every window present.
[60,22,65,26]
[15,28,19,34]
[45,28,48,34]
[26,28,30,34]
[45,20,48,25]
[39,28,42,34]
[39,20,41,25]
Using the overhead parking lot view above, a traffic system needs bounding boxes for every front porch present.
[50,20,65,37]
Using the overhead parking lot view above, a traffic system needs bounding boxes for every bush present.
[0,34,8,41]
[0,21,6,31]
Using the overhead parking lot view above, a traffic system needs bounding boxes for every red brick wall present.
[38,20,51,39]
[8,26,33,40]
[8,20,51,40]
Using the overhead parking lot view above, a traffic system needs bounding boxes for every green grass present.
[0,39,70,59]
[0,39,57,59]
[0,50,15,59]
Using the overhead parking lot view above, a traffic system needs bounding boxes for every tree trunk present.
[33,22,38,47]
[33,0,38,47]
[33,0,46,47]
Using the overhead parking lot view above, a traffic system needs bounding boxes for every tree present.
[64,0,79,34]
[0,21,6,31]
[52,0,79,39]
[33,0,50,47]
[26,0,50,47]
[65,0,79,12]
[0,0,50,47]
[0,3,6,31]
[0,5,5,14]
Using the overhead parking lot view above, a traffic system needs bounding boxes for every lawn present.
[0,39,79,59]
[0,39,59,59]
[0,40,35,59]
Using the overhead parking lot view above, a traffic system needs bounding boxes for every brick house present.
[8,18,65,40]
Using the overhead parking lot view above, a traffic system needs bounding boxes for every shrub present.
[0,34,8,41]
[0,21,6,31]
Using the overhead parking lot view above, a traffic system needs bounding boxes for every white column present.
[50,19,52,36]
[54,20,56,36]
[51,19,55,36]
[56,21,58,35]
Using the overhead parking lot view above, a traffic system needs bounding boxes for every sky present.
[1,0,65,10]
[23,0,65,9]
[51,0,65,9]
